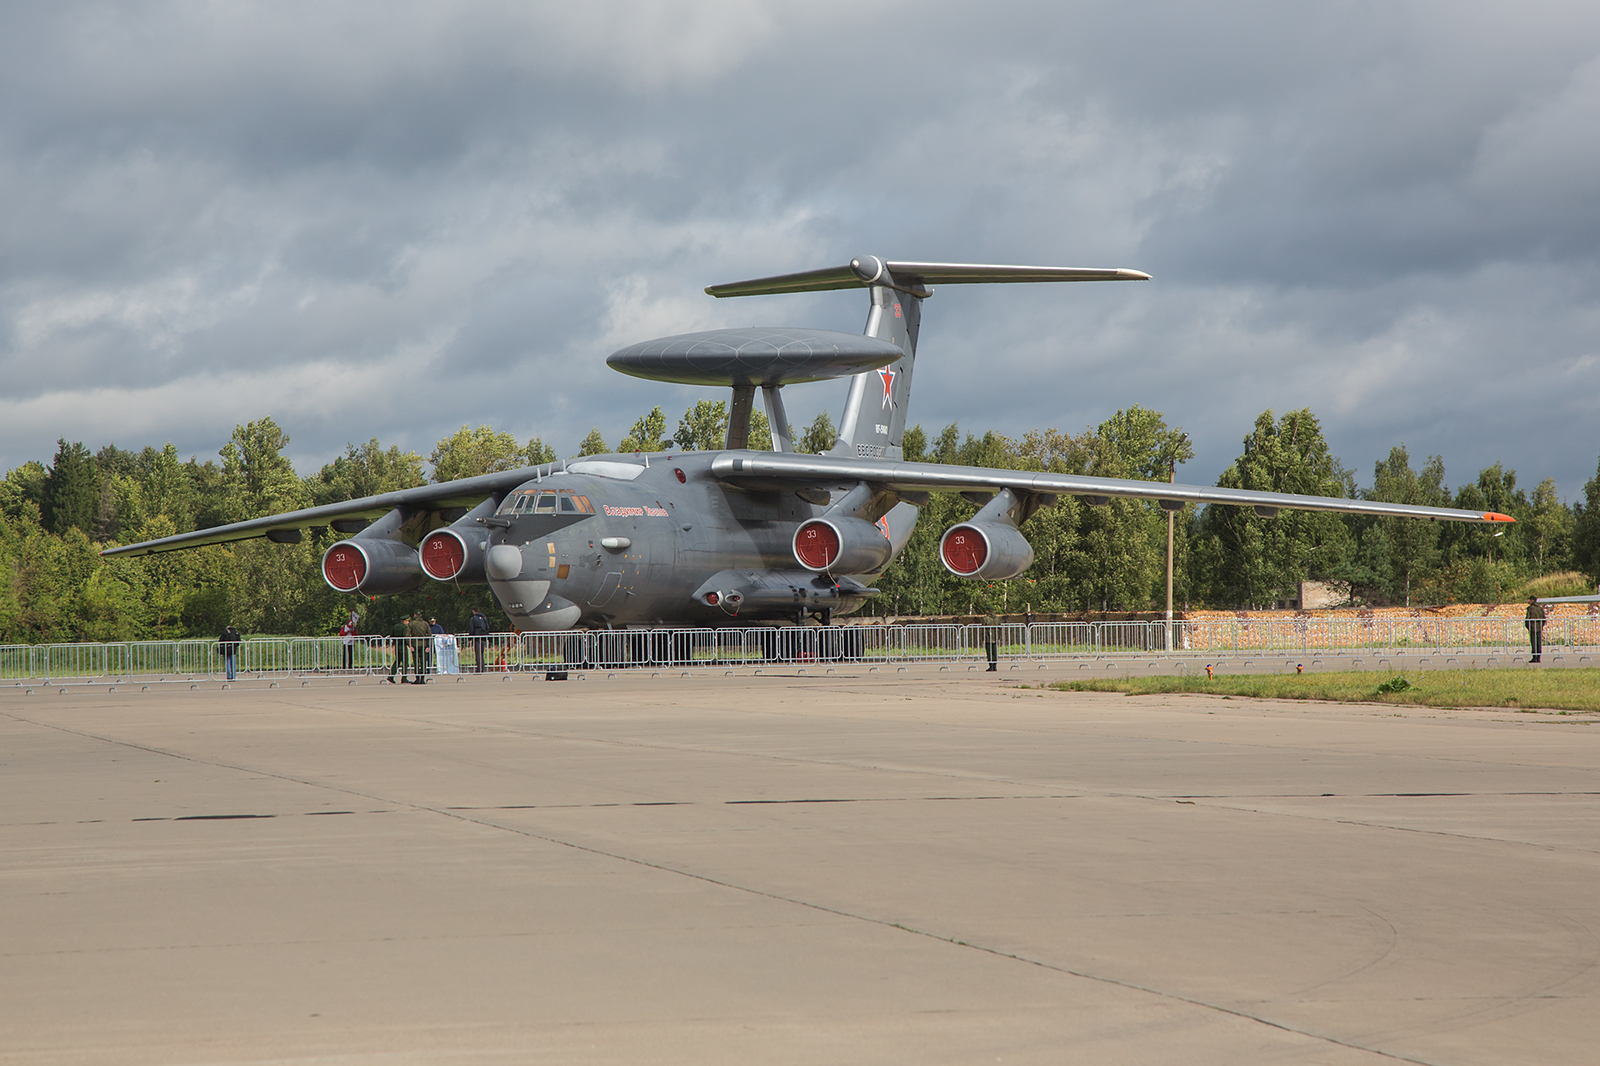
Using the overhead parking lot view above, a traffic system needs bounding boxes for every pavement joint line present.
[18,787,1599,830]
[0,702,1462,1063]
[11,685,1598,803]
[428,806,1446,1066]
[13,690,1600,802]
[1178,798,1600,856]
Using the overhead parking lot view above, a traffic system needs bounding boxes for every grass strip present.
[1046,668,1600,712]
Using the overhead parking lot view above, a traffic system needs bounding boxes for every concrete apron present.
[3,674,1598,1064]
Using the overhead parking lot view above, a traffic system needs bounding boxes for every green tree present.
[133,444,194,532]
[1062,409,1192,611]
[901,423,925,463]
[931,422,961,463]
[1440,463,1529,582]
[1361,445,1448,606]
[577,428,609,456]
[220,418,306,521]
[1196,409,1356,608]
[79,556,151,642]
[675,400,727,450]
[42,440,97,536]
[186,457,230,530]
[91,444,141,541]
[747,405,773,451]
[1575,453,1600,589]
[525,437,557,466]
[429,425,524,484]
[799,411,837,455]
[1098,405,1194,481]
[1,461,49,521]
[619,407,672,453]
[1523,478,1573,576]
[311,439,426,505]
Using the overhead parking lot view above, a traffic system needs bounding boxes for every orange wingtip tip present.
[1483,512,1515,522]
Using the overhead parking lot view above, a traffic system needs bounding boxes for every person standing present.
[388,613,410,683]
[339,618,357,672]
[468,607,490,673]
[981,612,999,672]
[406,612,434,683]
[219,624,241,681]
[1525,596,1547,663]
[429,616,450,674]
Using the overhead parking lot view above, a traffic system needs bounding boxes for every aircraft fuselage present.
[484,451,882,630]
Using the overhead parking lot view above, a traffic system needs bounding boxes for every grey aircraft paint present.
[102,256,1516,630]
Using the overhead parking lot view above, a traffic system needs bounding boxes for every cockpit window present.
[496,488,596,517]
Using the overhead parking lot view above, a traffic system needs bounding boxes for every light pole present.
[1166,461,1176,652]
[1165,433,1188,653]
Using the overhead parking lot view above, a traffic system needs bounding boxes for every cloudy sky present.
[3,1,1598,498]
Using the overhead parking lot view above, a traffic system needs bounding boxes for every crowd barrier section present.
[3,617,1596,684]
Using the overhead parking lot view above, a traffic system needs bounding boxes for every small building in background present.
[1273,580,1352,611]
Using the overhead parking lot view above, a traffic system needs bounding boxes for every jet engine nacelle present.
[793,517,892,575]
[419,525,489,583]
[939,521,1034,581]
[321,538,425,596]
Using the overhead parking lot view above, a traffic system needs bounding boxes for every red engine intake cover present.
[322,544,367,591]
[941,527,988,576]
[794,520,841,570]
[420,532,466,580]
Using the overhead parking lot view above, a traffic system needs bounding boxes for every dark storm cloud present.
[1,0,1597,499]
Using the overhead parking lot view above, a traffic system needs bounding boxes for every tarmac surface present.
[3,668,1599,1064]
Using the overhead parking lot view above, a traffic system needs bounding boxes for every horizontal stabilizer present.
[706,256,1149,298]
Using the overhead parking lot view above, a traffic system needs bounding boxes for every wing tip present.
[1483,512,1516,523]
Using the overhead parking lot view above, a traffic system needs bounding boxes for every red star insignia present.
[878,366,896,409]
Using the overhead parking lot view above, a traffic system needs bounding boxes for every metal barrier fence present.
[2,616,1594,684]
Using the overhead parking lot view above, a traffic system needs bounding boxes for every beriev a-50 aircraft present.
[103,256,1514,629]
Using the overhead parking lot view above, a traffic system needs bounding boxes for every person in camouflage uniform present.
[406,611,434,682]
[981,612,999,672]
[1525,596,1547,664]
[388,613,411,683]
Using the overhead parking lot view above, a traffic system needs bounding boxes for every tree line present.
[3,403,1598,642]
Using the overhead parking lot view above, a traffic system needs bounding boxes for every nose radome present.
[486,544,524,581]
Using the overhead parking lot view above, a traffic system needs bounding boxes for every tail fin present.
[834,262,920,458]
[706,256,1148,459]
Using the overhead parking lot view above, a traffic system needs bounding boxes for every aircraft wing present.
[100,465,550,558]
[710,452,1515,524]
